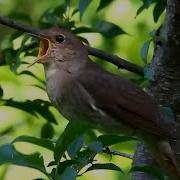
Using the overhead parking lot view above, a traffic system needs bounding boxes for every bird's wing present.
[78,61,176,138]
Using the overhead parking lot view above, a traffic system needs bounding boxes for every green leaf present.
[85,163,123,173]
[53,4,67,16]
[5,49,21,73]
[79,0,92,20]
[136,0,154,17]
[141,40,151,63]
[97,0,115,11]
[161,106,175,122]
[9,12,32,24]
[97,134,137,147]
[2,99,57,124]
[39,8,59,27]
[41,123,54,139]
[93,20,126,38]
[76,149,96,166]
[18,70,45,85]
[130,165,165,180]
[67,134,85,159]
[144,67,155,81]
[56,166,77,180]
[88,141,103,153]
[149,29,157,39]
[0,144,49,177]
[54,122,90,162]
[71,9,79,17]
[13,135,55,151]
[72,27,93,34]
[153,0,166,23]
[136,5,146,17]
[10,31,23,41]
[57,160,78,175]
[0,86,3,98]
[77,36,90,45]
[141,0,153,8]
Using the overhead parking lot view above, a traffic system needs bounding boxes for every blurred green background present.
[0,0,164,179]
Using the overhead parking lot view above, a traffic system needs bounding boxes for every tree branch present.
[87,46,144,75]
[0,16,39,36]
[0,15,144,75]
[133,0,180,179]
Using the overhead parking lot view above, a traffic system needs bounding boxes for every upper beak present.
[27,33,51,68]
[37,33,51,63]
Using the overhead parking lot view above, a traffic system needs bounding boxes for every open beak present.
[28,33,51,68]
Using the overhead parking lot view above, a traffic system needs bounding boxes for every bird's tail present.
[142,133,180,179]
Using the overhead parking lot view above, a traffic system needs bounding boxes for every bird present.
[31,27,179,179]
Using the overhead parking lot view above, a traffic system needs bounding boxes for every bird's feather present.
[78,60,176,139]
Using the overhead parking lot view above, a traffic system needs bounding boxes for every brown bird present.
[32,27,179,179]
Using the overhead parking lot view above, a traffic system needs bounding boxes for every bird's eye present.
[56,34,65,43]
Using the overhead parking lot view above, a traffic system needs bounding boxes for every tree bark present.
[132,0,180,179]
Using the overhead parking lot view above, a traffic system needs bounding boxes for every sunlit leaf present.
[79,0,92,20]
[93,20,126,38]
[130,165,165,180]
[141,40,151,63]
[13,135,54,151]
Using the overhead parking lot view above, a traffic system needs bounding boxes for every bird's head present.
[30,27,88,67]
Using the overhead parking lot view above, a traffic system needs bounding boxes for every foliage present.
[0,0,168,179]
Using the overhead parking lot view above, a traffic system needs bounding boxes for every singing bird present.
[32,27,179,179]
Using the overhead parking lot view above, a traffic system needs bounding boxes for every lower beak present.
[28,34,51,67]
[37,34,51,63]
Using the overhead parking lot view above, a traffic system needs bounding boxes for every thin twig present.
[0,15,144,75]
[103,148,134,159]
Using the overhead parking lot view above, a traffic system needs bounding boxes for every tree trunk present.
[132,0,180,179]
